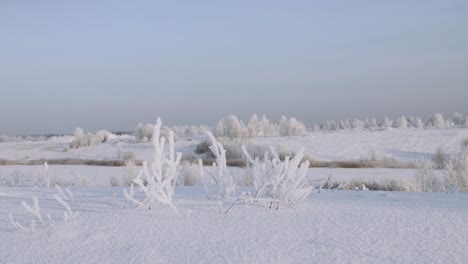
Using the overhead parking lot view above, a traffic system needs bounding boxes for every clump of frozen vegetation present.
[414,149,468,193]
[242,145,312,209]
[442,150,468,192]
[178,163,201,186]
[197,132,312,210]
[214,114,306,138]
[124,118,181,212]
[9,186,77,232]
[71,127,113,148]
[134,123,155,142]
[198,132,236,199]
[414,160,441,192]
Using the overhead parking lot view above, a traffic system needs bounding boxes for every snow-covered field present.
[2,127,468,263]
[1,127,468,163]
[1,187,467,264]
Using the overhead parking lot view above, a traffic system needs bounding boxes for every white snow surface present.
[1,127,468,162]
[1,187,467,264]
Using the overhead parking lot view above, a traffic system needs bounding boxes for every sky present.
[1,1,467,135]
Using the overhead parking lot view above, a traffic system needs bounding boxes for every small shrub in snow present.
[441,150,468,192]
[10,187,77,232]
[431,113,445,128]
[279,116,307,136]
[179,163,201,186]
[72,127,87,148]
[95,130,111,143]
[198,132,236,199]
[414,160,441,192]
[134,123,154,142]
[194,140,212,155]
[124,118,181,211]
[242,145,312,208]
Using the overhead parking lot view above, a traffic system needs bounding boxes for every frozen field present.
[1,127,468,163]
[1,187,467,264]
[1,126,467,264]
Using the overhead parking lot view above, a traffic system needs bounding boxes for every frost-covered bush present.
[95,130,111,143]
[394,116,408,128]
[71,127,108,148]
[179,163,201,186]
[430,113,445,128]
[71,127,88,148]
[9,187,77,232]
[441,150,468,192]
[124,118,181,211]
[109,160,139,186]
[382,117,392,129]
[195,140,212,155]
[134,123,154,142]
[242,145,312,208]
[414,160,441,192]
[279,116,307,136]
[199,132,236,199]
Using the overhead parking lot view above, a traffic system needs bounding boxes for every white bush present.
[414,160,441,192]
[431,113,445,128]
[198,132,236,199]
[279,116,307,136]
[124,118,181,212]
[134,123,154,142]
[395,116,408,128]
[242,145,312,208]
[442,150,468,192]
[95,130,111,143]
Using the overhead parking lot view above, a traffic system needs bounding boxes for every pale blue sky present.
[1,1,467,135]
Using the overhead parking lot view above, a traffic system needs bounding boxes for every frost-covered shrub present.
[351,119,364,130]
[179,163,201,186]
[198,132,236,199]
[71,127,105,148]
[441,150,468,192]
[134,123,154,142]
[222,115,246,139]
[195,140,211,155]
[124,118,181,211]
[10,187,77,232]
[431,113,445,128]
[414,160,441,192]
[242,145,312,208]
[95,130,111,143]
[72,127,87,148]
[279,116,307,136]
[394,116,408,128]
[109,160,139,186]
[382,117,392,129]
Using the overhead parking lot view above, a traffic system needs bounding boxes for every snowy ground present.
[1,187,467,264]
[2,127,467,263]
[0,165,420,189]
[1,127,468,163]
